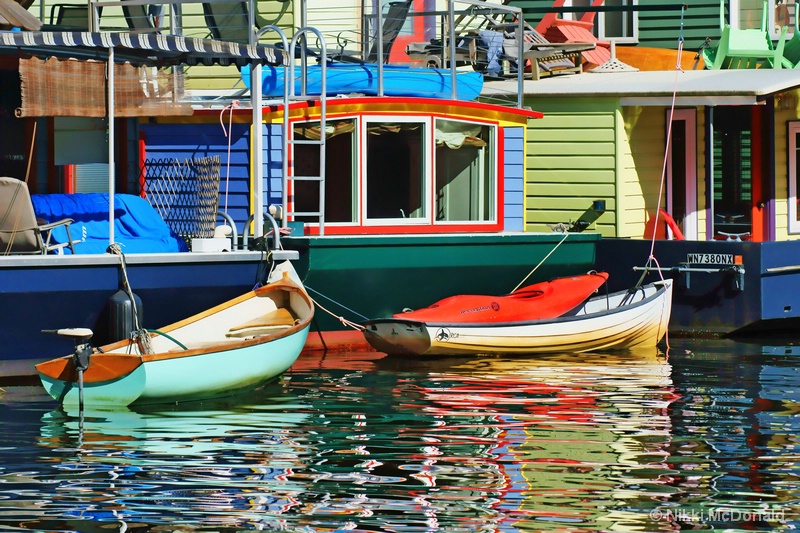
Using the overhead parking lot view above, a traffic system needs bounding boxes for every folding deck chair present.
[0,177,78,255]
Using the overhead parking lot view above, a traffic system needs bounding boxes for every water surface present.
[0,338,798,531]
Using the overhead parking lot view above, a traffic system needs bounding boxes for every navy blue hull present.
[0,253,269,378]
[594,238,800,336]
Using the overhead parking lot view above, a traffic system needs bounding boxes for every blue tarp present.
[31,193,189,254]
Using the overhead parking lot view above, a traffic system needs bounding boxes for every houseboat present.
[0,0,600,378]
[492,0,800,336]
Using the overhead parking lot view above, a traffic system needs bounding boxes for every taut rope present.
[107,243,154,354]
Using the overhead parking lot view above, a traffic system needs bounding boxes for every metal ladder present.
[281,27,328,235]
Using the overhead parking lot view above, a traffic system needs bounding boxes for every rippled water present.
[1,338,799,532]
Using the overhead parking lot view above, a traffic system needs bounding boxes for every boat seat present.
[226,308,297,338]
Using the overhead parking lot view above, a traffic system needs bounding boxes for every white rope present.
[219,100,239,216]
[511,231,569,293]
[310,297,365,331]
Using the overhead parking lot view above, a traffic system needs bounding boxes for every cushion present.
[30,193,189,254]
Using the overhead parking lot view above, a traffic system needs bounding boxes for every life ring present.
[643,208,685,240]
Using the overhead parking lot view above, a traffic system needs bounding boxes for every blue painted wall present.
[140,122,284,235]
[503,126,525,232]
[263,122,284,211]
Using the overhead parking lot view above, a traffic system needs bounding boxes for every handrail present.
[519,4,689,14]
[242,212,280,250]
[216,211,238,250]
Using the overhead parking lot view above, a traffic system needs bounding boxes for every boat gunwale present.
[365,280,671,329]
[36,276,314,383]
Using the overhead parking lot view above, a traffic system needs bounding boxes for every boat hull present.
[36,261,313,407]
[363,280,672,356]
[282,232,601,341]
[594,238,800,336]
[39,326,309,406]
[0,252,270,378]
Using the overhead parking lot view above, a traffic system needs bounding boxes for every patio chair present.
[0,0,41,30]
[503,27,594,80]
[203,1,256,44]
[702,0,790,69]
[331,0,412,63]
[542,0,612,69]
[0,177,78,255]
[202,0,302,62]
[123,3,161,32]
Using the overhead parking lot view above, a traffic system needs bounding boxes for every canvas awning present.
[0,30,283,67]
[0,28,280,243]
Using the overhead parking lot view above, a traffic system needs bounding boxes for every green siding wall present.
[525,97,618,236]
[637,0,720,50]
[509,0,723,53]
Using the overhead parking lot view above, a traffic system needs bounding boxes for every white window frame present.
[360,115,432,226]
[289,116,360,228]
[667,109,698,240]
[562,0,639,43]
[597,0,639,43]
[788,121,800,234]
[729,0,794,39]
[432,117,498,227]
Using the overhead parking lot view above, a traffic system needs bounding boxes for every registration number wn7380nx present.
[686,253,735,265]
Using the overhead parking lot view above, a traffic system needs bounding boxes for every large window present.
[364,119,427,222]
[789,121,800,234]
[291,115,498,231]
[292,119,357,224]
[434,119,494,223]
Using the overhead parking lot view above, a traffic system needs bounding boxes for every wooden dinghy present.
[36,261,314,407]
[362,279,673,357]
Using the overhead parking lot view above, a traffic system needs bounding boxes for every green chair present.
[781,0,800,66]
[702,0,790,69]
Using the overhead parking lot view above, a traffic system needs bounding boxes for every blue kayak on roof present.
[241,62,484,101]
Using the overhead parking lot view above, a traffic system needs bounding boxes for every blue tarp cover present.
[31,193,189,254]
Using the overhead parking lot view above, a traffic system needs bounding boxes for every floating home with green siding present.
[482,67,800,335]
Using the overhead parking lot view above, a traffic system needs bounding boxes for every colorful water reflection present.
[0,339,796,531]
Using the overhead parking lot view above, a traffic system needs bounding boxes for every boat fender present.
[108,289,143,343]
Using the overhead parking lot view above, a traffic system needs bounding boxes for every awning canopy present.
[0,30,284,67]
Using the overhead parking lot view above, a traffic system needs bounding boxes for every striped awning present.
[0,30,283,67]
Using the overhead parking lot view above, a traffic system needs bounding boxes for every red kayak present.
[393,272,610,324]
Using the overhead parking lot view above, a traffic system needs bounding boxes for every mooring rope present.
[511,231,570,293]
[305,285,367,331]
[107,243,154,354]
[638,6,686,353]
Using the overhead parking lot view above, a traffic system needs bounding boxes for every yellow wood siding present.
[774,89,800,241]
[524,98,618,236]
[621,106,666,238]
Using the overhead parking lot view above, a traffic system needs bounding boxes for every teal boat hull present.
[39,325,310,407]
